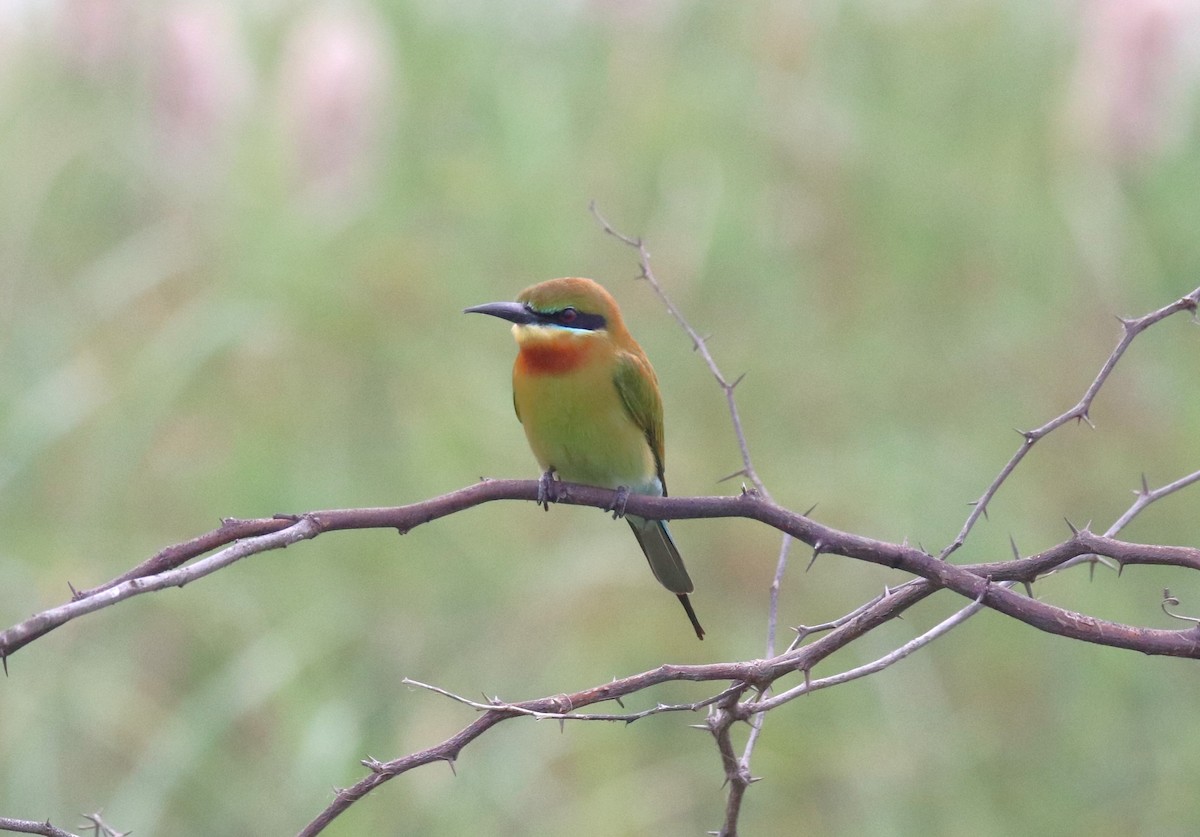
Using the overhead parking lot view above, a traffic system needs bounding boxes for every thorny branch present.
[300,266,1198,835]
[0,819,78,837]
[593,206,1200,833]
[7,482,1200,671]
[940,286,1200,560]
[0,813,127,837]
[0,219,1196,835]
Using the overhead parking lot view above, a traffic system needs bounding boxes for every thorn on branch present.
[806,542,823,572]
[718,467,749,483]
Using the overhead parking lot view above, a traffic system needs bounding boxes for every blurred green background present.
[3,1,1200,834]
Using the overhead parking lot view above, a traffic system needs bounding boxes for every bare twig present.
[758,582,1006,711]
[1057,467,1200,572]
[401,677,745,723]
[77,813,127,837]
[940,287,1200,560]
[299,662,765,837]
[0,818,81,837]
[708,694,754,837]
[1109,469,1200,538]
[1,517,322,664]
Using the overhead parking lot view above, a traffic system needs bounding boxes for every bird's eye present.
[559,307,578,324]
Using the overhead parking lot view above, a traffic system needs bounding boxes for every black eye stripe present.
[529,305,607,331]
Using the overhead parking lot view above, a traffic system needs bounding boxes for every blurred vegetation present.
[2,1,1199,835]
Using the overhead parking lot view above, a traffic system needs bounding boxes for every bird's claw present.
[537,470,559,511]
[607,486,631,519]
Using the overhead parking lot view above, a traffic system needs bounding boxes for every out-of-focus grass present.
[2,2,1199,835]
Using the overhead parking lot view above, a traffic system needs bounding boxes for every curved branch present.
[6,480,1200,671]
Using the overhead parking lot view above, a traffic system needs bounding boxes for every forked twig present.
[941,288,1200,560]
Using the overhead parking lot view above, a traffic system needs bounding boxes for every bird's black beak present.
[463,301,538,325]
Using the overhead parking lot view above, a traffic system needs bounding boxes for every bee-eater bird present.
[465,277,704,639]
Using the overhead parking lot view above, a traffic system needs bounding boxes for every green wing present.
[613,351,667,490]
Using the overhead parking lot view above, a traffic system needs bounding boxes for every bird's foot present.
[537,469,559,511]
[606,485,631,520]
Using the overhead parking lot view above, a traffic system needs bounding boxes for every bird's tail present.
[628,516,705,640]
